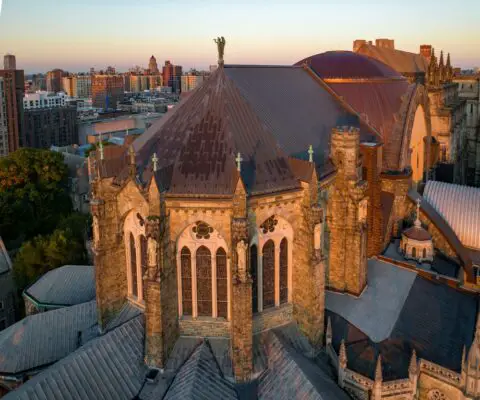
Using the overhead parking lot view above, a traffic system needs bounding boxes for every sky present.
[0,0,479,74]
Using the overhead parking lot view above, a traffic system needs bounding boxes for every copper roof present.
[403,226,432,241]
[295,51,404,80]
[132,66,300,196]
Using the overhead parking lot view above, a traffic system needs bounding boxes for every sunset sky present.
[0,0,479,73]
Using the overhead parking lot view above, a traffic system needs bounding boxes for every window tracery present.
[251,245,258,313]
[130,233,138,298]
[181,247,192,316]
[196,246,213,316]
[263,240,275,309]
[280,238,288,304]
[427,389,448,400]
[192,221,214,239]
[260,216,278,234]
[140,235,148,299]
[216,248,228,318]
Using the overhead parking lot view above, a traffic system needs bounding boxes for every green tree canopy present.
[0,148,72,249]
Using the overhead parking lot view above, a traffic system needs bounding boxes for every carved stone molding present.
[232,218,248,243]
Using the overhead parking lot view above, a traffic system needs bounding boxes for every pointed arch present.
[262,240,275,309]
[181,247,192,316]
[216,248,228,318]
[196,246,212,316]
[129,233,138,298]
[280,238,288,304]
[250,245,258,313]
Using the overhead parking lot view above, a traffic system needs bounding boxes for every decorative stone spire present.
[439,50,444,67]
[152,152,159,173]
[213,36,226,66]
[446,52,451,68]
[236,152,243,172]
[339,339,347,369]
[308,145,314,163]
[409,349,417,375]
[128,145,136,178]
[375,355,383,383]
[326,317,332,346]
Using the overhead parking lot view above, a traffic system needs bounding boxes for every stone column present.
[231,218,253,383]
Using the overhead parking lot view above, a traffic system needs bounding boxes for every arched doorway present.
[410,105,427,186]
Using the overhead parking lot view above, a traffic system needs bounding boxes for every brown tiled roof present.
[288,157,314,183]
[132,66,300,196]
[403,226,432,241]
[356,44,428,75]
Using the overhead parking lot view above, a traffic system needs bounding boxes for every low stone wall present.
[179,317,230,338]
[253,303,293,334]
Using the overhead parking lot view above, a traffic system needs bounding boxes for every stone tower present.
[327,126,368,296]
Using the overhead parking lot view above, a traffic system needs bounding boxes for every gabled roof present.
[326,259,478,381]
[24,265,95,307]
[0,237,12,275]
[423,181,480,250]
[132,66,300,196]
[0,301,97,375]
[356,44,428,75]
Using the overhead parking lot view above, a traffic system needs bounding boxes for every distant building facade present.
[162,61,182,93]
[91,75,124,110]
[181,73,205,92]
[0,69,25,153]
[0,238,16,332]
[23,91,68,109]
[46,69,65,93]
[0,78,8,157]
[23,106,78,148]
[3,54,16,70]
[148,55,160,74]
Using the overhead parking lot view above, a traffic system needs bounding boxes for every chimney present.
[353,39,367,53]
[375,39,395,49]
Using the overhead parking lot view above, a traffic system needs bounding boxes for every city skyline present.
[0,0,479,74]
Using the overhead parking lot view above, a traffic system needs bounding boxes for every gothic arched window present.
[250,245,258,313]
[280,238,288,304]
[262,240,275,309]
[196,246,212,316]
[130,233,138,298]
[216,248,227,318]
[423,248,427,259]
[181,247,192,316]
[412,247,417,258]
[140,235,148,299]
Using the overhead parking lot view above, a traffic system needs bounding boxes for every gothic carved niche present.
[427,389,448,400]
[236,240,248,282]
[192,221,214,239]
[260,216,278,234]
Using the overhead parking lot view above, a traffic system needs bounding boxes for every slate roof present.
[0,237,12,275]
[423,181,480,250]
[326,260,478,381]
[403,225,432,241]
[24,265,95,307]
[0,301,97,375]
[355,44,428,75]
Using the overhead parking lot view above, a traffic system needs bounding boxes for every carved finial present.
[446,52,451,68]
[326,317,332,346]
[213,36,226,66]
[236,152,243,172]
[339,339,347,369]
[375,355,383,383]
[152,153,159,172]
[128,145,136,178]
[409,349,417,375]
[414,198,422,228]
[308,145,314,163]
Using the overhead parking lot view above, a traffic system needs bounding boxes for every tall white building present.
[0,78,8,157]
[23,91,68,109]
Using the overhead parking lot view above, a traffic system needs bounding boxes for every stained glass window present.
[251,245,258,313]
[181,247,192,316]
[216,248,228,318]
[192,221,214,240]
[262,240,275,309]
[260,216,278,234]
[140,235,148,299]
[130,233,138,298]
[280,238,288,304]
[196,246,212,316]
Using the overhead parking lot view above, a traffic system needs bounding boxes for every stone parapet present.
[420,359,462,388]
[179,317,230,337]
[253,304,293,334]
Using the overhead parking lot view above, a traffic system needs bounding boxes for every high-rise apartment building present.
[23,91,68,109]
[62,76,76,97]
[0,69,25,153]
[91,75,124,110]
[0,78,8,157]
[76,75,92,98]
[3,54,16,70]
[148,55,160,74]
[181,73,205,92]
[46,69,65,93]
[162,61,182,93]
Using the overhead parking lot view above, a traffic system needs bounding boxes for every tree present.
[0,148,72,249]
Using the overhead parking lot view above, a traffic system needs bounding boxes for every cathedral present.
[1,39,480,400]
